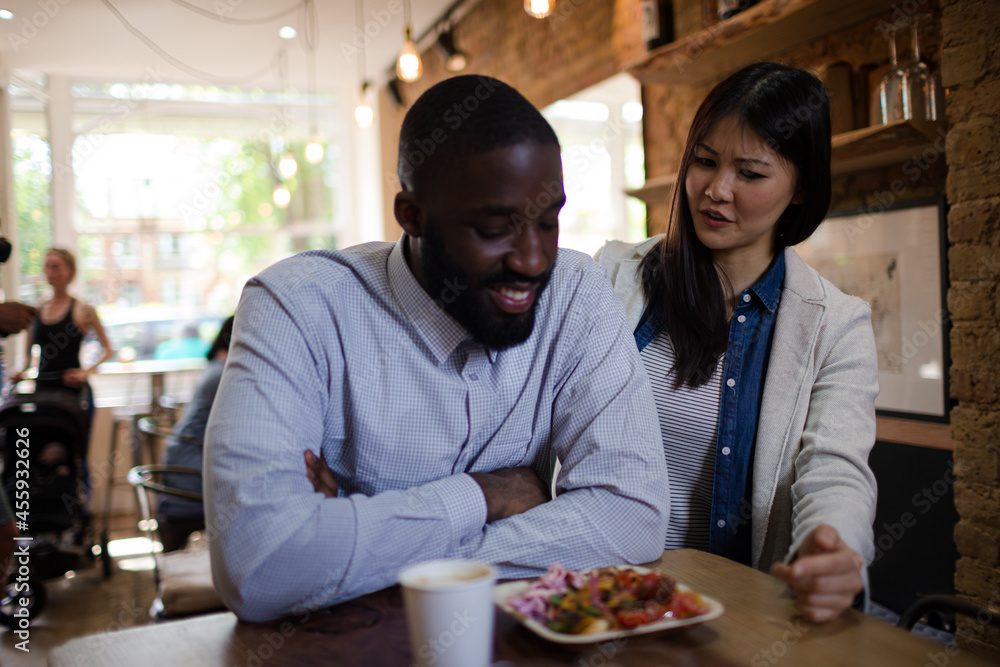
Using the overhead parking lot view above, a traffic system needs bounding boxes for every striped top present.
[640,331,724,551]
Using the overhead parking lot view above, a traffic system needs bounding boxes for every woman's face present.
[44,252,73,288]
[685,114,804,266]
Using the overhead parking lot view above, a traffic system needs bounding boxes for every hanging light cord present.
[100,0,288,86]
[356,0,367,88]
[299,0,318,52]
[303,0,319,133]
[167,0,304,25]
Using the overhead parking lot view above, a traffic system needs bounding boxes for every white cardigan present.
[595,237,879,572]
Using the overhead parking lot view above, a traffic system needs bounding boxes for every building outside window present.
[7,76,349,402]
[542,73,647,256]
[9,74,53,305]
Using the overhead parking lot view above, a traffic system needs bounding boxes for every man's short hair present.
[397,75,559,190]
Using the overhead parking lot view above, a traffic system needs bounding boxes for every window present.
[542,74,647,256]
[9,75,53,304]
[66,82,342,344]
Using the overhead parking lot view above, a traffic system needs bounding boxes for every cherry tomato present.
[616,600,666,628]
[666,591,709,618]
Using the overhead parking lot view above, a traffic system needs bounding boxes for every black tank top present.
[32,298,84,390]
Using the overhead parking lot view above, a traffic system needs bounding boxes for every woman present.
[595,63,878,623]
[157,315,233,552]
[13,248,113,417]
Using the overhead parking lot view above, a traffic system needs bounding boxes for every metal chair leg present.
[897,595,1000,631]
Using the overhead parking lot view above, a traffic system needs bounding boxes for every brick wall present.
[380,0,645,240]
[942,0,1000,659]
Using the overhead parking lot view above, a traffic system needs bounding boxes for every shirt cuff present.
[436,473,487,540]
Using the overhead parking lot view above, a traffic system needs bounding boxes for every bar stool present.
[99,407,146,576]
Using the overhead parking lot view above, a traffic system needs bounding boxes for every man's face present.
[402,142,564,350]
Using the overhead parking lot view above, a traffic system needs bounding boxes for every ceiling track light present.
[387,77,405,108]
[436,27,468,72]
[524,0,554,19]
[384,0,476,100]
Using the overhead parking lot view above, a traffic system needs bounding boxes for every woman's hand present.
[771,524,865,623]
[304,449,339,498]
[62,368,89,388]
[9,371,25,384]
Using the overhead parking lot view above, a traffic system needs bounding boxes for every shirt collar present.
[387,235,471,365]
[747,251,785,313]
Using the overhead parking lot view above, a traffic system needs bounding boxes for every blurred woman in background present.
[12,247,113,420]
[157,315,234,551]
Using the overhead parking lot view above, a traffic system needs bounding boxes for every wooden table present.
[49,550,993,666]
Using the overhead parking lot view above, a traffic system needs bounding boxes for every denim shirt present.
[634,253,785,566]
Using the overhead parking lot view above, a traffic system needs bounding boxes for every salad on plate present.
[503,563,712,636]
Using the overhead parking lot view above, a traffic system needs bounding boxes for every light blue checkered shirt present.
[205,237,669,621]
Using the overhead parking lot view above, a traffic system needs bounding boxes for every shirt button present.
[717,519,726,528]
[722,446,731,456]
[737,315,746,323]
[469,373,478,381]
[742,294,751,303]
[726,378,735,388]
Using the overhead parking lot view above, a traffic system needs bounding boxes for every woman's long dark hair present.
[641,62,832,389]
[206,316,235,361]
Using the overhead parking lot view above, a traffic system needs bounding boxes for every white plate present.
[493,565,724,645]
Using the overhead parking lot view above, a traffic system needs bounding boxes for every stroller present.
[0,379,96,627]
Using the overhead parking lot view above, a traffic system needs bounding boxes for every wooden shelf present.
[625,0,899,87]
[876,415,956,450]
[626,119,947,204]
[831,118,945,176]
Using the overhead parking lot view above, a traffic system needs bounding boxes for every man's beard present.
[419,228,554,351]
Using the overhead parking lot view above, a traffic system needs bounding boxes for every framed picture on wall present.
[796,198,949,420]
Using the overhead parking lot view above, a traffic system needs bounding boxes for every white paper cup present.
[398,559,497,667]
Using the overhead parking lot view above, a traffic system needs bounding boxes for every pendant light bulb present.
[524,0,554,18]
[278,153,298,180]
[437,29,468,72]
[396,25,423,82]
[354,82,374,129]
[305,137,325,163]
[273,186,291,208]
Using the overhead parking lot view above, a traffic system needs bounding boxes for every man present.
[205,75,669,622]
[0,302,37,341]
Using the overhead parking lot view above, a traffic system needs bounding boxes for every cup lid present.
[398,559,498,591]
